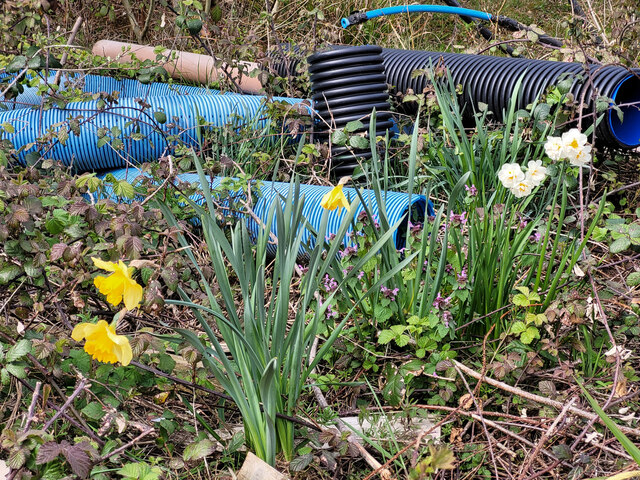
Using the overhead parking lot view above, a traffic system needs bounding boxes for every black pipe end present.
[343,12,368,28]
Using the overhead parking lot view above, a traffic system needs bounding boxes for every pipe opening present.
[609,74,640,147]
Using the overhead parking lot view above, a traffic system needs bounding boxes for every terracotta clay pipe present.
[92,40,264,93]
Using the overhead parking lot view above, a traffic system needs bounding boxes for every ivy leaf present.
[289,453,313,472]
[183,438,217,462]
[7,339,32,362]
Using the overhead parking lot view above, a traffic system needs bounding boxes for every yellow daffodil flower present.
[92,257,143,310]
[321,177,351,211]
[72,320,133,366]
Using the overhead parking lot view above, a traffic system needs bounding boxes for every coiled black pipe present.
[307,46,393,176]
[272,46,640,149]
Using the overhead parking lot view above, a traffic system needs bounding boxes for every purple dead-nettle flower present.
[326,233,336,242]
[397,247,407,255]
[465,184,478,196]
[342,266,354,276]
[530,231,542,244]
[433,292,451,309]
[297,264,309,274]
[323,274,338,293]
[380,285,400,301]
[358,211,369,223]
[445,263,454,274]
[326,304,339,319]
[457,266,468,284]
[340,245,358,258]
[373,216,380,229]
[449,211,467,226]
[442,310,452,327]
[357,270,365,280]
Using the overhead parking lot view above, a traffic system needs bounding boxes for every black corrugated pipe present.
[270,46,640,149]
[376,49,640,148]
[307,46,393,176]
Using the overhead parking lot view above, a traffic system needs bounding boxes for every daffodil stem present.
[43,377,89,431]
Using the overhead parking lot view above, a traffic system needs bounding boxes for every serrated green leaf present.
[289,453,313,472]
[0,264,22,284]
[183,438,216,462]
[610,237,631,254]
[344,120,364,133]
[5,363,27,379]
[510,321,526,334]
[395,334,410,347]
[7,339,31,362]
[81,401,105,421]
[349,135,370,150]
[378,330,395,344]
[521,326,540,344]
[626,272,640,287]
[330,129,348,146]
[513,293,529,307]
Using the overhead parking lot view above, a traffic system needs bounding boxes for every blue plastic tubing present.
[98,168,435,256]
[0,74,304,171]
[341,5,493,28]
[2,73,228,109]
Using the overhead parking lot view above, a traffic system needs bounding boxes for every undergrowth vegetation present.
[1,0,639,479]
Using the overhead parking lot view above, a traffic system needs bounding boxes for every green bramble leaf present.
[510,321,526,335]
[6,339,32,362]
[520,326,540,344]
[378,330,395,345]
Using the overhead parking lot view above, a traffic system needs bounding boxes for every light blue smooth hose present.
[97,167,435,256]
[341,5,494,28]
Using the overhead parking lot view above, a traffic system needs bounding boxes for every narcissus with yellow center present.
[72,320,133,366]
[92,257,143,310]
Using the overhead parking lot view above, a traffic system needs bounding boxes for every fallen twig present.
[452,360,640,437]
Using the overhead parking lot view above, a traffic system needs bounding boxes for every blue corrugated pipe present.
[341,5,494,28]
[0,77,303,171]
[1,72,248,109]
[97,167,435,256]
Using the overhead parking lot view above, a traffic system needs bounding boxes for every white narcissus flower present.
[544,135,564,160]
[510,179,534,198]
[561,128,589,151]
[526,160,548,186]
[567,144,592,167]
[498,163,525,189]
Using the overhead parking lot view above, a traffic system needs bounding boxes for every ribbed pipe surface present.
[0,81,303,171]
[271,46,640,148]
[379,48,640,148]
[308,46,393,176]
[98,167,434,256]
[1,73,232,110]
